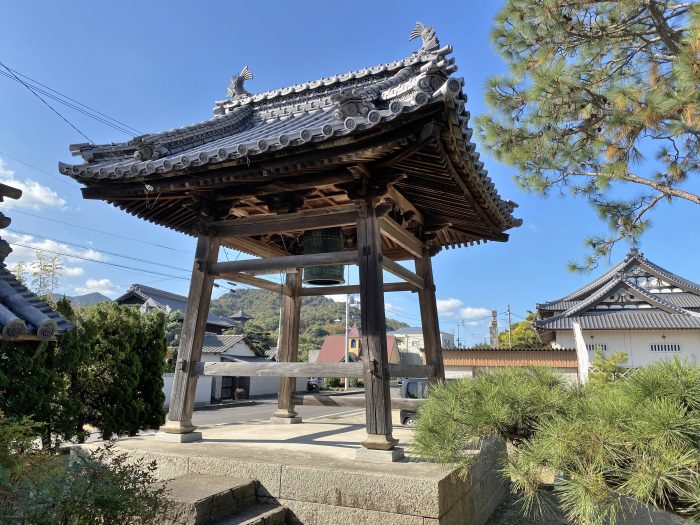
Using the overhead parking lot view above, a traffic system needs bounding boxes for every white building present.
[387,327,455,364]
[534,249,700,368]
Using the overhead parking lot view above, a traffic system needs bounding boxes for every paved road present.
[192,396,366,427]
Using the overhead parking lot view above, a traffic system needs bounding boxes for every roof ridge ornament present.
[409,22,440,53]
[227,65,254,99]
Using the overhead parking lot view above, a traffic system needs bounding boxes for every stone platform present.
[77,415,505,525]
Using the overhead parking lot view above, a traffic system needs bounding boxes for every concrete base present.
[155,430,202,443]
[355,446,405,462]
[76,413,505,525]
[269,416,302,424]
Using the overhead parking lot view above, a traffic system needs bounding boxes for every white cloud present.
[385,303,402,312]
[325,294,348,302]
[1,230,106,264]
[436,298,464,317]
[458,307,492,320]
[437,298,491,322]
[74,278,119,296]
[61,266,84,277]
[0,158,66,210]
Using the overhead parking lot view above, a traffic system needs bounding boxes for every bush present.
[349,378,364,388]
[323,377,341,389]
[0,412,168,524]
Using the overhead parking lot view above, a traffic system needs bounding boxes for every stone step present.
[160,474,258,525]
[211,503,287,525]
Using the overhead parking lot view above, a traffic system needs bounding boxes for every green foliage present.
[588,348,629,384]
[416,360,700,523]
[498,311,549,349]
[477,1,700,267]
[0,413,167,525]
[414,367,573,476]
[324,377,341,389]
[349,378,364,388]
[210,289,407,353]
[0,302,166,444]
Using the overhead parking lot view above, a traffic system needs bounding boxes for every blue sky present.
[0,1,697,345]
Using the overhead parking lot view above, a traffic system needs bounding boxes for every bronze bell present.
[303,228,346,286]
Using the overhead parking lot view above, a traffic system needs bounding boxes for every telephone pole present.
[507,304,512,349]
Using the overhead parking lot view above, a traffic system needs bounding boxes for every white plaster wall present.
[554,330,700,367]
[445,366,474,379]
[249,376,281,397]
[163,373,212,407]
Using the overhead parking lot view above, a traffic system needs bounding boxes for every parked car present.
[399,378,429,427]
[307,377,323,393]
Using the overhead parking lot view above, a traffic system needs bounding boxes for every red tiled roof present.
[317,334,398,363]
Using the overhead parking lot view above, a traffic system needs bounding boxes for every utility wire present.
[0,60,94,144]
[0,207,191,254]
[8,242,189,280]
[6,227,191,273]
[0,149,76,188]
[1,66,142,135]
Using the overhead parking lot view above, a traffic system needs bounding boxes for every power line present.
[0,149,76,188]
[6,227,191,273]
[8,242,189,280]
[0,207,191,254]
[0,59,94,144]
[1,66,142,136]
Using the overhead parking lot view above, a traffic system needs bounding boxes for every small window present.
[650,343,681,352]
[406,381,418,399]
[350,339,357,349]
[586,344,608,352]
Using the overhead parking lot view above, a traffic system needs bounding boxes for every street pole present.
[507,305,512,349]
[344,265,350,390]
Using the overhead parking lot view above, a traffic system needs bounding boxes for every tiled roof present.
[0,184,73,341]
[58,23,521,251]
[535,311,700,331]
[114,284,234,328]
[535,249,700,334]
[201,333,253,354]
[317,334,398,363]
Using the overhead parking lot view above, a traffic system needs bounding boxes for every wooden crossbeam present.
[192,362,434,379]
[210,251,359,277]
[385,186,424,225]
[291,395,425,411]
[381,258,425,290]
[218,271,293,296]
[298,282,417,297]
[212,204,358,238]
[378,215,425,258]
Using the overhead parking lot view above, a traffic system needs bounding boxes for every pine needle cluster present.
[476,1,699,268]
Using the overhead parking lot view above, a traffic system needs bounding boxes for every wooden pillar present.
[415,247,445,383]
[274,270,302,420]
[357,200,396,450]
[162,235,220,434]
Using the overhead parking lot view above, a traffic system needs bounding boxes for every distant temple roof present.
[201,333,261,356]
[114,284,234,329]
[534,249,700,338]
[59,23,520,258]
[229,309,253,322]
[0,183,73,342]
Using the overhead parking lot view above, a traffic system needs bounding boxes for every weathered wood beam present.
[291,395,425,411]
[378,215,425,259]
[276,271,302,418]
[192,362,432,379]
[193,361,365,378]
[357,199,396,449]
[415,247,445,383]
[222,236,287,258]
[210,251,358,276]
[385,186,424,225]
[212,204,358,238]
[381,258,425,290]
[298,282,417,297]
[163,235,219,435]
[217,271,293,296]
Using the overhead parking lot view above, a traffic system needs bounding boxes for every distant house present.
[534,249,700,369]
[387,326,455,364]
[316,324,401,364]
[115,284,235,334]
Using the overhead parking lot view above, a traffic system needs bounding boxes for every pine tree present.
[477,1,699,267]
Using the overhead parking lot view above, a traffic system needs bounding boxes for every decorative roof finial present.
[227,65,253,99]
[409,22,439,53]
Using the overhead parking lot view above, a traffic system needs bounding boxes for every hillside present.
[210,289,408,353]
[66,292,112,307]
